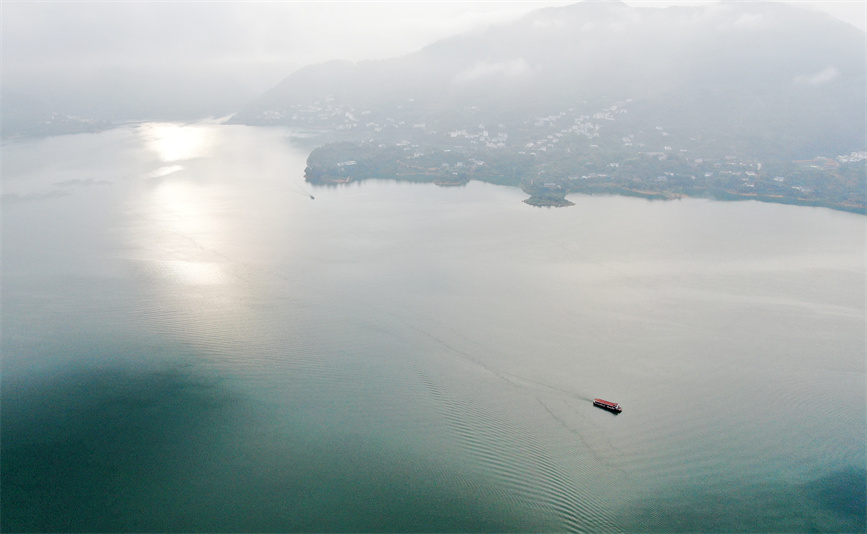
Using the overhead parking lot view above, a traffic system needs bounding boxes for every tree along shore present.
[305,141,866,214]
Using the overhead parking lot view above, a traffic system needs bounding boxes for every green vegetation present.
[306,139,866,213]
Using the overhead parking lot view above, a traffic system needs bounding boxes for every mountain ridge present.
[231,0,864,161]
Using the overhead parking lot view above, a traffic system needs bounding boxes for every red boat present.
[593,398,622,413]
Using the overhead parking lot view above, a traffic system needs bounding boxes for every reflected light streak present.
[129,147,257,349]
[125,122,312,360]
[148,165,184,179]
[139,122,212,162]
[158,260,227,286]
[152,181,220,247]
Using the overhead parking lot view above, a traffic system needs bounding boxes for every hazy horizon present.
[3,0,864,124]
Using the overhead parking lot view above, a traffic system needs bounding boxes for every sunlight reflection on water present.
[138,122,212,162]
[157,260,227,286]
[147,165,184,179]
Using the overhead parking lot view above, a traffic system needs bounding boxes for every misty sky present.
[3,1,864,93]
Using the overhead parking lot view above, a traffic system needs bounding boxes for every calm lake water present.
[2,122,865,532]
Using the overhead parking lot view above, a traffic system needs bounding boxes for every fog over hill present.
[2,1,579,138]
[232,0,865,160]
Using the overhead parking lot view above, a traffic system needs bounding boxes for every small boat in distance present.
[593,398,622,413]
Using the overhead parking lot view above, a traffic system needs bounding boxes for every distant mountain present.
[231,0,865,160]
[2,69,256,139]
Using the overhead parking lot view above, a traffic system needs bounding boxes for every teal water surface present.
[2,123,865,532]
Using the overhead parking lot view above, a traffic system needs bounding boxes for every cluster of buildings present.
[268,93,863,210]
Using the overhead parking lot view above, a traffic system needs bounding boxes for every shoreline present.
[306,172,866,214]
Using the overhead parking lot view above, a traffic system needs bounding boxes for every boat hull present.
[593,398,622,413]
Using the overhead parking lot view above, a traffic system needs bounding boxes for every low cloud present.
[454,59,534,84]
[731,12,768,30]
[795,66,840,85]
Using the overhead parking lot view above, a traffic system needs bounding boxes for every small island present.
[523,195,574,208]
